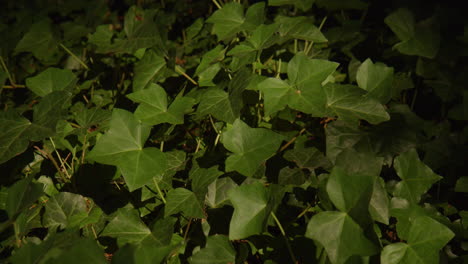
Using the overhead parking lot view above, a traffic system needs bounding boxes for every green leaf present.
[87,109,151,165]
[206,177,238,208]
[165,188,205,219]
[14,19,60,64]
[284,147,330,170]
[0,111,31,164]
[195,45,225,87]
[276,16,327,42]
[25,67,77,97]
[27,91,72,141]
[207,2,245,40]
[325,121,363,163]
[385,8,440,58]
[6,178,43,219]
[132,49,166,91]
[247,23,279,50]
[87,109,166,191]
[196,88,238,123]
[127,84,196,125]
[268,0,315,11]
[278,167,307,186]
[258,53,339,117]
[306,211,378,264]
[190,235,236,264]
[88,24,114,53]
[369,178,390,225]
[356,58,394,104]
[393,149,442,203]
[191,165,223,202]
[43,192,89,229]
[455,176,468,192]
[381,216,454,264]
[221,119,284,177]
[325,83,390,124]
[228,181,271,240]
[101,207,152,246]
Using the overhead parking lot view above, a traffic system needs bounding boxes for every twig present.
[59,43,89,70]
[2,85,26,89]
[212,0,222,9]
[34,146,68,183]
[183,218,193,241]
[153,178,167,204]
[279,128,306,152]
[271,212,297,264]
[175,65,198,86]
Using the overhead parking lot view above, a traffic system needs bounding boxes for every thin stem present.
[153,178,167,204]
[59,43,89,70]
[212,0,222,9]
[271,212,297,264]
[175,65,198,86]
[279,128,306,152]
[0,56,15,86]
[2,85,26,89]
[49,138,72,179]
[183,218,193,241]
[34,146,68,183]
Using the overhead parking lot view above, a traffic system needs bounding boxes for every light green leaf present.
[0,111,31,164]
[356,58,394,104]
[196,88,238,123]
[381,216,454,264]
[101,207,152,246]
[206,177,238,208]
[393,149,442,203]
[132,50,166,91]
[43,192,89,229]
[247,23,279,50]
[190,235,236,264]
[257,77,292,116]
[385,8,440,58]
[243,2,266,31]
[87,109,151,165]
[26,68,77,97]
[325,83,390,124]
[165,188,205,219]
[206,2,245,40]
[306,211,378,264]
[221,119,284,177]
[369,178,390,225]
[195,45,225,77]
[127,84,196,125]
[276,15,327,42]
[228,182,271,240]
[117,147,167,191]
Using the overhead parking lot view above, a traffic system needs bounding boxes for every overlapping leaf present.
[26,67,77,97]
[190,235,236,264]
[43,192,89,229]
[393,149,442,203]
[356,58,394,104]
[221,119,284,176]
[127,84,196,125]
[132,49,166,91]
[165,188,205,219]
[228,182,271,240]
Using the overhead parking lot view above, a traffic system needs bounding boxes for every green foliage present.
[1,0,467,263]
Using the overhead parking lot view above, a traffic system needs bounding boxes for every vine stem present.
[153,178,167,204]
[175,65,198,86]
[271,212,297,264]
[59,43,89,70]
[212,0,222,9]
[279,128,306,152]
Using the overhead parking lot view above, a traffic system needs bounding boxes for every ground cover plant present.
[1,0,467,263]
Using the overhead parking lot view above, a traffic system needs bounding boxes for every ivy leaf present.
[325,83,390,124]
[381,216,454,264]
[127,84,196,125]
[43,192,89,230]
[132,50,166,91]
[284,147,330,170]
[356,58,394,104]
[101,207,152,246]
[247,23,279,50]
[393,149,442,203]
[206,3,245,40]
[228,182,271,240]
[195,45,225,87]
[87,109,151,165]
[325,121,364,163]
[190,165,223,202]
[26,68,77,97]
[276,15,327,42]
[385,8,440,58]
[206,177,238,208]
[306,211,378,264]
[196,88,238,123]
[165,188,205,219]
[0,111,31,164]
[6,177,43,219]
[14,19,60,64]
[88,25,114,53]
[87,109,166,191]
[190,235,236,264]
[221,119,284,177]
[257,52,338,117]
[27,91,72,141]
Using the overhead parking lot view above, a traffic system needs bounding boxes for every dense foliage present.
[1,0,467,263]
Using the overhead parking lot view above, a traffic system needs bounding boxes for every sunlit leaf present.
[356,58,394,104]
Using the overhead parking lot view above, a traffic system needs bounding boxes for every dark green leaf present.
[6,178,43,219]
[132,50,166,91]
[221,119,284,177]
[101,207,152,246]
[165,188,205,219]
[206,3,245,40]
[43,192,89,229]
[25,68,77,97]
[190,235,236,264]
[0,111,31,164]
[206,177,238,208]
